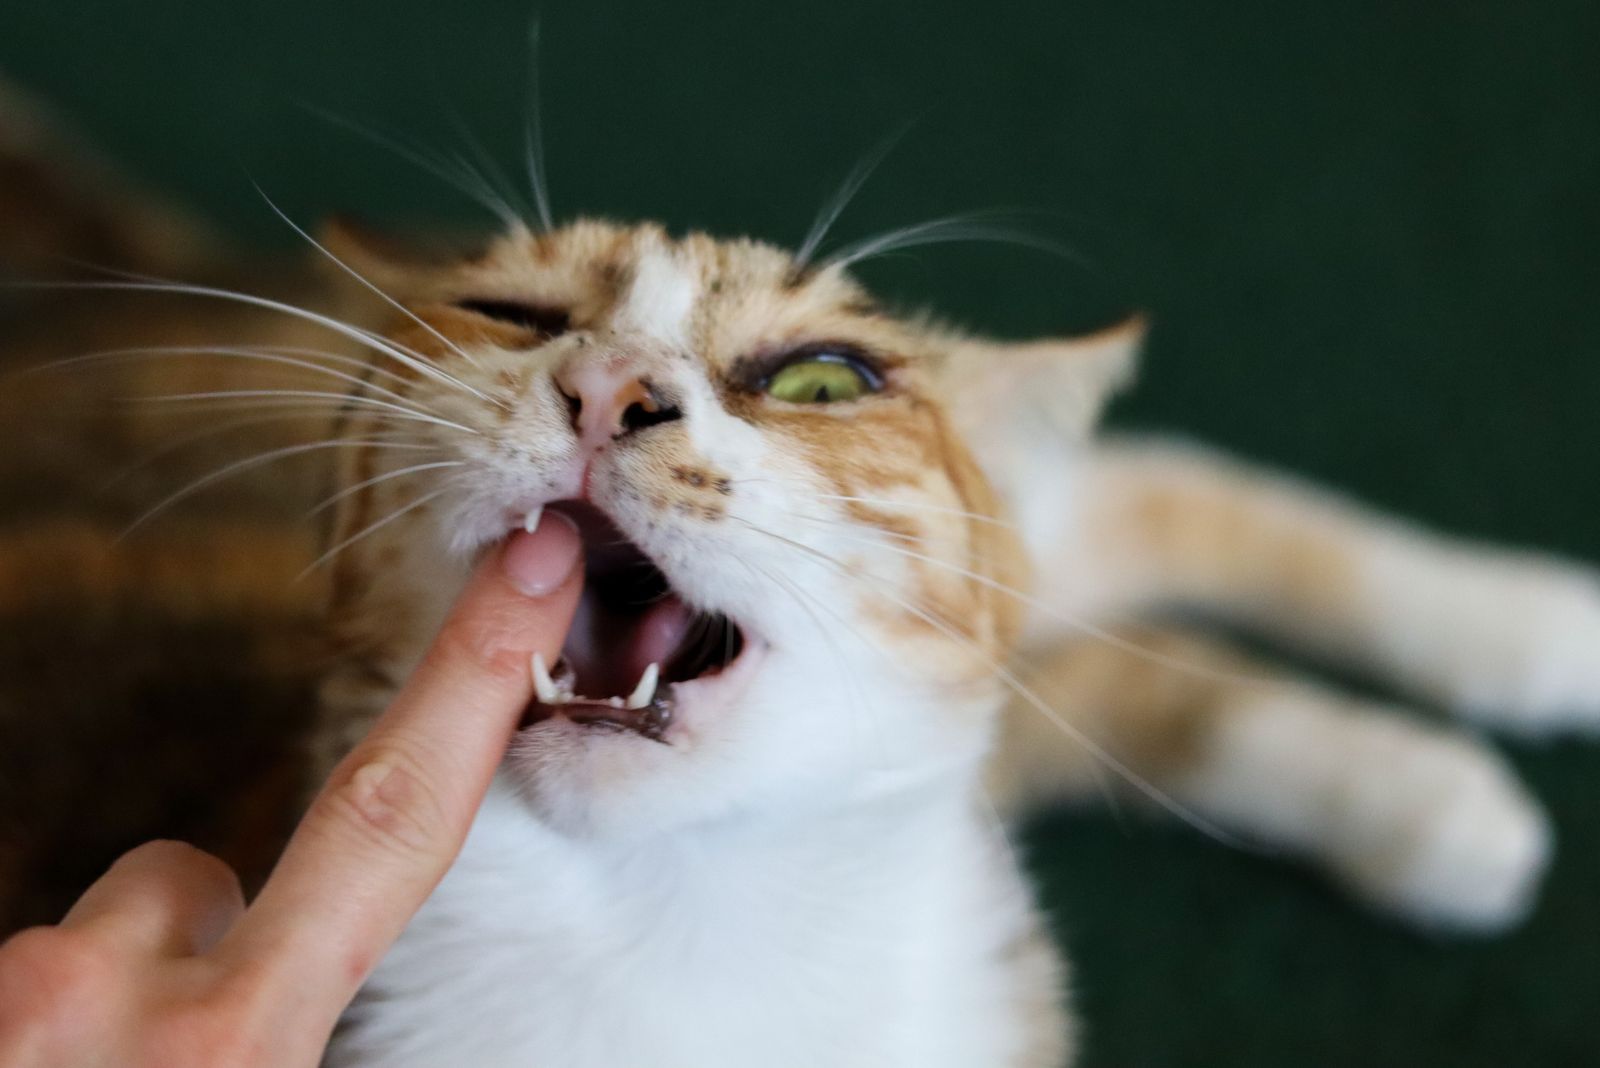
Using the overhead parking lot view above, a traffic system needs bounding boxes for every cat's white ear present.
[943,317,1144,553]
[941,315,1144,443]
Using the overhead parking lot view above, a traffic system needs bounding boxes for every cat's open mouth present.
[516,501,747,742]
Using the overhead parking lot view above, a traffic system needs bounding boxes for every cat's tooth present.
[522,505,544,534]
[532,652,562,704]
[625,662,660,710]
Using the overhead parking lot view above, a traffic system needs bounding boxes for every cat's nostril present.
[556,381,583,426]
[621,398,683,434]
[555,362,680,444]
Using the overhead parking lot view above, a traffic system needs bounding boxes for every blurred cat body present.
[5,86,1600,1067]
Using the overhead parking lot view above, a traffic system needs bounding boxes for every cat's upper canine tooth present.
[522,504,544,534]
[625,662,660,710]
[532,652,564,704]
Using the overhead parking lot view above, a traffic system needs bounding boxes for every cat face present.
[323,220,1134,837]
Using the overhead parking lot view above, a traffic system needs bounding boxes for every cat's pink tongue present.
[562,592,694,697]
[626,595,694,679]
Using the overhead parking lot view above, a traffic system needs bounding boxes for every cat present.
[3,81,1598,1066]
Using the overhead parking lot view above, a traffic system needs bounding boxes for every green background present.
[3,1,1597,1063]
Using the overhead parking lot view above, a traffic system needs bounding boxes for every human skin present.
[0,514,584,1068]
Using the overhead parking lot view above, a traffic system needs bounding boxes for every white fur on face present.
[611,246,697,348]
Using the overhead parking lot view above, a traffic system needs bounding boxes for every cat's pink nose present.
[554,359,682,453]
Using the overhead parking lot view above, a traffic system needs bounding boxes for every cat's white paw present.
[1374,550,1600,736]
[1329,730,1552,933]
[1448,565,1600,734]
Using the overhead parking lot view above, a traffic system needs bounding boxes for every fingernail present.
[501,510,581,596]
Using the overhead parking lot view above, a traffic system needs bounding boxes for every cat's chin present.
[501,637,768,837]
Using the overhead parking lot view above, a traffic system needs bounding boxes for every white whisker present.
[794,517,1273,689]
[810,491,1018,529]
[253,187,496,378]
[121,438,441,538]
[522,18,555,231]
[820,210,1084,272]
[737,553,910,776]
[300,103,526,229]
[442,109,530,228]
[101,411,423,491]
[793,124,913,270]
[38,344,428,408]
[7,279,498,408]
[730,516,1242,845]
[138,388,480,437]
[299,484,455,580]
[306,459,466,517]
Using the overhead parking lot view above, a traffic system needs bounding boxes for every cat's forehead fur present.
[398,220,924,364]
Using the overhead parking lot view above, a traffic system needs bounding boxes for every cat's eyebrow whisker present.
[820,210,1086,272]
[305,459,466,518]
[121,438,444,538]
[37,345,430,409]
[135,388,480,437]
[730,516,1240,846]
[253,187,497,380]
[6,279,497,408]
[441,109,532,228]
[297,483,456,581]
[300,104,527,230]
[521,18,555,232]
[792,123,913,272]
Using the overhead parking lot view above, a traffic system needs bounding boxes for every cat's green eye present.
[764,353,878,404]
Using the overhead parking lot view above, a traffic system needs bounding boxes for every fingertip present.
[501,509,582,596]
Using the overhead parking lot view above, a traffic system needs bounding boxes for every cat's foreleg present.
[988,628,1551,932]
[1046,439,1600,736]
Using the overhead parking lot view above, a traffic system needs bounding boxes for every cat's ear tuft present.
[942,314,1145,442]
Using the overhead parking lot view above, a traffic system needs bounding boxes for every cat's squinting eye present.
[763,351,881,404]
[454,299,571,339]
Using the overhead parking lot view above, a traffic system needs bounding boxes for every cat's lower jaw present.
[328,777,1073,1068]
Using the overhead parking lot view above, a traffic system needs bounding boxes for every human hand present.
[0,515,583,1067]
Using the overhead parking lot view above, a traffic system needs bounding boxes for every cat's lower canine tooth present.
[531,652,561,704]
[626,662,659,710]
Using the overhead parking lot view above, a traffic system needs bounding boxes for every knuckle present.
[143,1000,265,1068]
[0,927,114,1025]
[319,741,454,860]
[121,838,204,868]
[136,960,272,1068]
[121,840,242,894]
[180,846,245,902]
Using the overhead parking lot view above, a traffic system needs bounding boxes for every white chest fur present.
[328,779,1056,1068]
